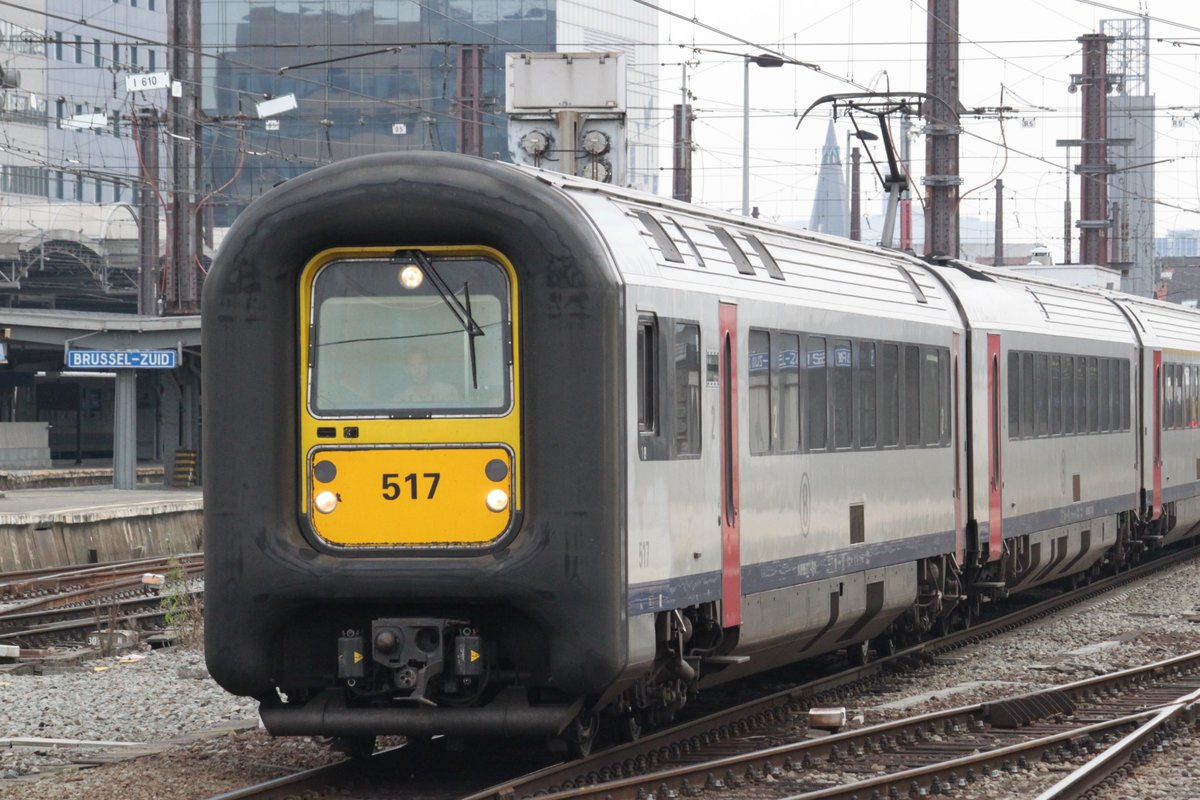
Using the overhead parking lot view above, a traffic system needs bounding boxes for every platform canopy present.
[0,202,143,312]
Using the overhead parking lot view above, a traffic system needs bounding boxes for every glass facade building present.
[202,0,657,225]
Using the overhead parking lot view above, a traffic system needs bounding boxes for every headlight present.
[314,490,338,514]
[485,488,509,513]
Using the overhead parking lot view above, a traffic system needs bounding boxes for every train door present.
[719,302,741,628]
[952,332,963,563]
[1152,349,1163,520]
[987,334,1003,561]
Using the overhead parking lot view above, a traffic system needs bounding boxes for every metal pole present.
[850,147,861,241]
[742,56,750,216]
[556,110,579,177]
[1064,147,1072,264]
[113,370,137,489]
[136,108,159,316]
[924,0,962,259]
[994,178,1004,265]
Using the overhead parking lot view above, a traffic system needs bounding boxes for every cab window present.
[309,256,511,417]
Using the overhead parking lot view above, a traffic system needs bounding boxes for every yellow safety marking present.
[353,651,363,664]
[470,650,481,663]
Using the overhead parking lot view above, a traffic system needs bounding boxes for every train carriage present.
[608,198,967,684]
[1108,293,1200,546]
[927,264,1141,593]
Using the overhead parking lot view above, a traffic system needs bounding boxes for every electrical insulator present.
[519,130,552,158]
[581,130,610,156]
[577,158,612,183]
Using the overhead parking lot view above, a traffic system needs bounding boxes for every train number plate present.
[307,447,513,547]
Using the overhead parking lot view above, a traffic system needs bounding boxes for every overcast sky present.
[652,0,1200,250]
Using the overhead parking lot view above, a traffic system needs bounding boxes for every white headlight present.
[314,490,338,514]
[485,488,509,512]
[398,264,424,289]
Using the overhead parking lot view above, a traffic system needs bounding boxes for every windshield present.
[309,257,511,416]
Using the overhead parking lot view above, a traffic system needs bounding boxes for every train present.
[202,151,1200,756]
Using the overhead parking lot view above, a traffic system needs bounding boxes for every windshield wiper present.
[394,251,484,389]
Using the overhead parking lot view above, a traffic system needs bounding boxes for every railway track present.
[0,554,203,649]
[204,541,1200,800]
[457,650,1200,800]
[0,553,203,602]
[459,542,1200,800]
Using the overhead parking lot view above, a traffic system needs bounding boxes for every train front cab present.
[296,246,523,708]
[203,153,628,751]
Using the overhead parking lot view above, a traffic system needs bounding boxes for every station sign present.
[125,72,171,93]
[65,349,177,369]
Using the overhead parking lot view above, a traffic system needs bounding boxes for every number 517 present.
[382,472,440,500]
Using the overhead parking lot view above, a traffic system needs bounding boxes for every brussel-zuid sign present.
[65,349,178,369]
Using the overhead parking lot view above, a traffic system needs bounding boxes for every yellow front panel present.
[297,246,522,550]
[308,447,514,547]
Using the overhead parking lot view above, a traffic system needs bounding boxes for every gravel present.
[0,648,340,799]
[2,553,1200,799]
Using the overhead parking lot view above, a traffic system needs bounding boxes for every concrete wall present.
[0,422,51,469]
[0,506,200,572]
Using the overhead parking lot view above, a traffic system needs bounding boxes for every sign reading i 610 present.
[126,72,171,93]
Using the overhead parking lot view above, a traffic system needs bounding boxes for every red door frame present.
[719,302,741,628]
[987,334,1003,561]
[952,332,963,564]
[1152,350,1163,520]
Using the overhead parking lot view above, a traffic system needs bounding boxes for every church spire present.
[809,119,848,238]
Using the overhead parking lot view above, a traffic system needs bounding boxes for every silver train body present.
[203,153,1200,746]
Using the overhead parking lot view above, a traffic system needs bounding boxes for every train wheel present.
[565,709,599,759]
[871,635,897,659]
[330,735,376,759]
[619,712,643,743]
[846,640,869,667]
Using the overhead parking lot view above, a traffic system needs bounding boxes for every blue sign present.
[66,349,177,369]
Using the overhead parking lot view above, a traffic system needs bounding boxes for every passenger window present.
[1120,360,1131,430]
[1177,364,1186,429]
[1021,352,1034,439]
[921,349,941,445]
[1099,358,1110,431]
[1034,353,1048,436]
[858,342,877,448]
[1063,356,1075,434]
[1075,357,1087,435]
[637,316,658,435]
[832,340,853,448]
[673,323,701,455]
[939,349,950,444]
[1049,355,1062,434]
[748,329,771,455]
[904,345,921,446]
[777,333,801,452]
[1007,351,1021,436]
[807,336,827,450]
[1087,357,1099,432]
[879,344,900,446]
